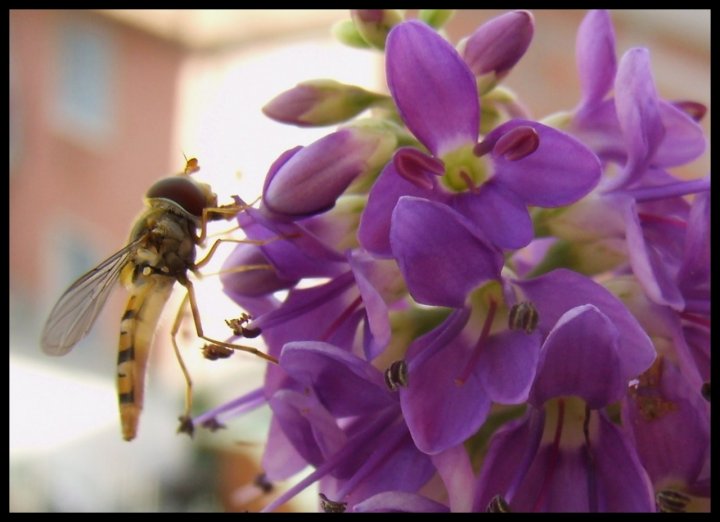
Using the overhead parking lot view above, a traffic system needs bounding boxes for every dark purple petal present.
[677,191,709,303]
[569,98,625,162]
[390,196,503,307]
[451,179,533,249]
[654,100,707,166]
[262,414,313,480]
[594,412,656,511]
[239,204,348,280]
[386,20,478,156]
[462,10,534,77]
[684,324,710,383]
[529,305,624,408]
[221,243,298,298]
[476,329,541,404]
[354,491,449,512]
[348,252,394,360]
[612,48,665,189]
[487,120,601,207]
[268,389,347,468]
[575,10,616,108]
[623,199,685,309]
[473,409,545,511]
[400,330,492,454]
[358,161,440,257]
[339,427,436,509]
[280,341,394,417]
[263,128,382,217]
[515,269,656,382]
[623,359,710,488]
[501,443,590,512]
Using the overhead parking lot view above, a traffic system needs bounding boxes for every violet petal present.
[386,20,479,156]
[390,196,503,307]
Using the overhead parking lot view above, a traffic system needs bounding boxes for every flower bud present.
[331,19,372,48]
[262,127,395,218]
[350,10,403,50]
[460,10,534,92]
[418,9,455,29]
[220,244,296,298]
[262,80,385,127]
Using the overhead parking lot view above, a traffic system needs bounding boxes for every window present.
[52,17,116,147]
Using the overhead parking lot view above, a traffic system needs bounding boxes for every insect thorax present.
[127,205,200,285]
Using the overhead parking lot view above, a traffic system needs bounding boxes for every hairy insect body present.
[41,161,278,441]
[117,206,199,441]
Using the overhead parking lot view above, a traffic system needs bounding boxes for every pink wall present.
[10,10,187,296]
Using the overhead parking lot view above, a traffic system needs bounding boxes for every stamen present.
[486,494,511,512]
[582,406,598,512]
[701,382,710,402]
[637,212,687,229]
[393,148,445,190]
[254,473,274,494]
[459,169,477,191]
[679,311,710,328]
[656,489,691,513]
[473,138,494,158]
[319,295,364,342]
[201,418,226,432]
[508,301,539,334]
[455,298,498,386]
[672,100,707,122]
[628,177,710,203]
[532,399,565,512]
[192,387,266,427]
[384,360,409,391]
[408,307,472,371]
[332,418,408,500]
[261,408,398,513]
[493,126,540,161]
[319,493,347,513]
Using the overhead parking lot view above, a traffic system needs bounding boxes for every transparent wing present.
[41,236,146,356]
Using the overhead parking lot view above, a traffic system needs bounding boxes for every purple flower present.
[472,271,658,511]
[473,406,656,512]
[259,341,436,512]
[568,10,706,192]
[262,127,395,219]
[460,10,534,88]
[262,79,386,127]
[358,19,601,259]
[397,268,656,456]
[624,357,710,498]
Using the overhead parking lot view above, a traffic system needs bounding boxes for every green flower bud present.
[331,19,371,49]
[263,79,387,127]
[350,10,403,50]
[418,9,455,29]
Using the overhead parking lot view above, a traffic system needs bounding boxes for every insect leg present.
[194,238,270,270]
[180,278,279,364]
[171,292,195,437]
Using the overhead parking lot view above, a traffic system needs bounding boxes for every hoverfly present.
[41,158,277,441]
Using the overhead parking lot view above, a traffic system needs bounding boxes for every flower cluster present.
[198,10,709,512]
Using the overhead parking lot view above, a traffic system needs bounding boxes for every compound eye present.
[146,177,208,217]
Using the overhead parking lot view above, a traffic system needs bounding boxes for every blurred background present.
[9,9,710,512]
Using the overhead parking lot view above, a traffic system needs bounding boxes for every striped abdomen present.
[117,274,175,441]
